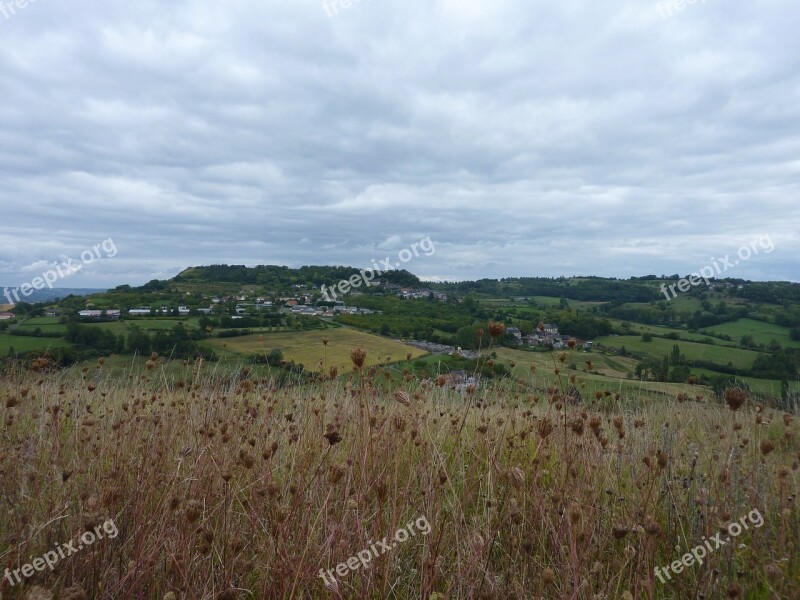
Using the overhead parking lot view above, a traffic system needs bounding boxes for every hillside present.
[0,266,798,408]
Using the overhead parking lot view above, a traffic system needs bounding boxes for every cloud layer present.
[1,0,798,287]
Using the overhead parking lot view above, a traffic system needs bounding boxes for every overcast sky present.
[1,0,798,289]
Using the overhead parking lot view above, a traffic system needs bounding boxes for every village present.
[71,281,443,321]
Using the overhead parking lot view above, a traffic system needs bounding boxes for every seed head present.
[724,388,746,411]
[395,390,411,406]
[488,321,506,339]
[350,347,367,370]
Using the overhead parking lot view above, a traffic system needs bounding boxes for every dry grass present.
[0,354,798,600]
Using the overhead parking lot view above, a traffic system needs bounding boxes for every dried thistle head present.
[589,415,602,433]
[568,502,582,525]
[503,467,525,491]
[644,516,661,536]
[726,582,743,599]
[537,418,554,438]
[324,429,342,446]
[612,526,629,539]
[350,347,367,370]
[394,390,411,406]
[724,388,747,411]
[488,321,506,339]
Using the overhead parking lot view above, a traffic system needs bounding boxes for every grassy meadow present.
[700,319,800,349]
[203,329,428,373]
[0,333,71,355]
[0,342,798,600]
[594,335,761,370]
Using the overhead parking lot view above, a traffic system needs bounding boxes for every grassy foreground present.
[0,354,798,599]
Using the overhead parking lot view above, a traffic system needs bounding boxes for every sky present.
[1,0,798,289]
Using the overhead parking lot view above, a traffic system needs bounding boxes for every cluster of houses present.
[708,282,745,291]
[78,309,121,319]
[505,324,593,351]
[74,297,380,320]
[78,306,190,319]
[67,281,443,322]
[283,303,378,318]
[388,285,447,301]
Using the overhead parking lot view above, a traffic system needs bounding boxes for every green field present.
[492,347,708,401]
[594,334,761,370]
[122,318,202,330]
[609,320,739,347]
[14,316,69,334]
[0,333,71,354]
[203,328,428,372]
[690,367,800,396]
[700,318,800,349]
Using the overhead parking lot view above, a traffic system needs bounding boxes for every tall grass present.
[0,353,797,599]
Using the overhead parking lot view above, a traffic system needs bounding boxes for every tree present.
[668,344,690,382]
[740,335,757,349]
[454,324,486,350]
[267,348,284,365]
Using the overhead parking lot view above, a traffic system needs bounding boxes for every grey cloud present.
[0,0,798,288]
